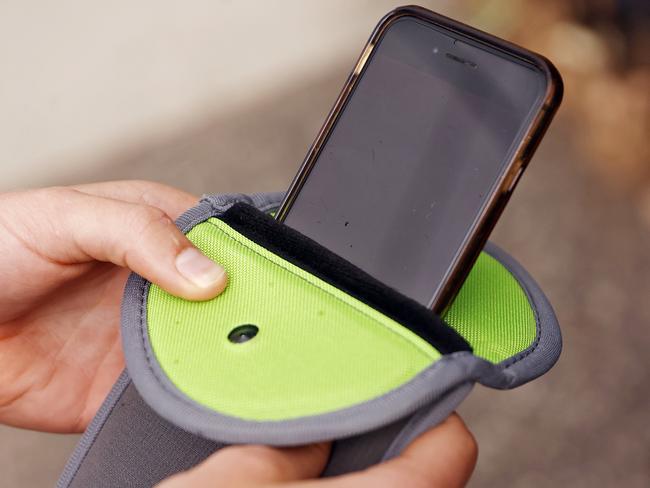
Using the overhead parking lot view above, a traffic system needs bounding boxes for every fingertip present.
[174,247,228,300]
[410,413,478,460]
[450,414,478,462]
[387,413,477,487]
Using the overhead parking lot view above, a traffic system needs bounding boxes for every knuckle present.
[120,206,173,268]
[36,186,78,205]
[128,205,170,234]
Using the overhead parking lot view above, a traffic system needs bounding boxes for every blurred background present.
[1,0,648,486]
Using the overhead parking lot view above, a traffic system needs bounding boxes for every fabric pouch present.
[57,191,561,487]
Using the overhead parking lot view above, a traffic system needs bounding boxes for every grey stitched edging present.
[480,242,562,389]
[56,370,131,488]
[381,382,475,460]
[121,192,561,446]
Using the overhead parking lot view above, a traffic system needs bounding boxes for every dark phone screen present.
[283,17,546,307]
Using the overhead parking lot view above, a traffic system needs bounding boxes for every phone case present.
[57,192,561,488]
[277,6,563,312]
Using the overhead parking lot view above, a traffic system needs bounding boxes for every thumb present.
[43,188,227,300]
[156,443,331,487]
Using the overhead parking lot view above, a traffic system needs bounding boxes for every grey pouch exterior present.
[57,192,561,488]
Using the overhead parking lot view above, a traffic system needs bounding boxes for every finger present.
[71,180,198,220]
[155,443,330,487]
[37,188,226,300]
[308,414,477,488]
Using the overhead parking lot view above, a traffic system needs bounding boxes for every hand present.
[0,181,227,432]
[158,414,477,488]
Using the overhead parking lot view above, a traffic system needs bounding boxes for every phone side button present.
[506,166,525,192]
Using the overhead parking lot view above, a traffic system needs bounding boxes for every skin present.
[0,180,477,486]
[158,415,477,488]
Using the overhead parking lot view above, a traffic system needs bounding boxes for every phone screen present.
[282,17,546,307]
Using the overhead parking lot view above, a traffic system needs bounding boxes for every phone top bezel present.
[276,5,563,313]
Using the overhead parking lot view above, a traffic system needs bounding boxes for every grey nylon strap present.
[61,377,467,487]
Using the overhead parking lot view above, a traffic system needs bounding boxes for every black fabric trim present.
[219,203,471,354]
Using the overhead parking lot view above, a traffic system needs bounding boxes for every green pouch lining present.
[120,193,559,445]
[145,206,535,422]
[148,217,440,420]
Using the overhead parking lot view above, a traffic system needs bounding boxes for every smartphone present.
[276,6,562,313]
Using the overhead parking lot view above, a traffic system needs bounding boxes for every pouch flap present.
[121,193,561,445]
